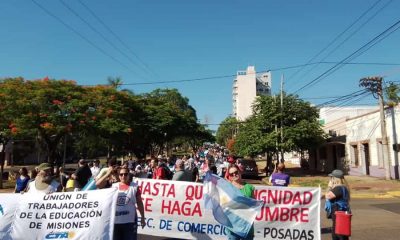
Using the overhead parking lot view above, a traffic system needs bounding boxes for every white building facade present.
[232,66,271,120]
[319,106,378,125]
[346,107,399,179]
[309,105,400,179]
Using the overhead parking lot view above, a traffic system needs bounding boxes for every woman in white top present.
[113,167,145,240]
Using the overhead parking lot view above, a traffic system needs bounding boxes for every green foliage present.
[233,93,325,157]
[0,78,211,161]
[215,117,239,146]
[385,82,400,106]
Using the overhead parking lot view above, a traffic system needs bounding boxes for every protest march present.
[0,177,320,240]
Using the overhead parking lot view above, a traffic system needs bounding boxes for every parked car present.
[237,158,259,179]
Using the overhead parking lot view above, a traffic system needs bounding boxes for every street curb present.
[351,193,394,199]
[387,191,400,197]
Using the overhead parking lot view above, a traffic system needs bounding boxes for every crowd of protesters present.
[12,146,244,193]
[8,146,294,240]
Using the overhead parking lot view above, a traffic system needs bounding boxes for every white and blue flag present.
[203,172,263,238]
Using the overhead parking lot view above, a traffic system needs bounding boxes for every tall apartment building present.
[232,66,272,120]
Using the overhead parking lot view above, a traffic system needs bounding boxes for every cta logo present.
[45,231,75,239]
[116,196,130,206]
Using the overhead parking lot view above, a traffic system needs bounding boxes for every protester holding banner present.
[26,163,61,194]
[113,167,145,240]
[325,169,351,240]
[14,167,30,193]
[227,165,255,240]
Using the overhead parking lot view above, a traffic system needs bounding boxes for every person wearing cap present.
[172,159,192,182]
[269,163,290,187]
[325,169,351,240]
[27,163,61,194]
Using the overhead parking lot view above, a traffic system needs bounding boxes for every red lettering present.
[160,200,202,217]
[268,190,279,204]
[300,208,309,222]
[290,207,300,221]
[153,183,160,196]
[192,202,202,217]
[265,207,279,221]
[161,199,171,214]
[283,191,293,204]
[255,206,309,222]
[280,207,290,221]
[143,198,153,212]
[166,184,175,198]
[292,192,301,205]
[303,192,313,205]
[171,200,181,215]
[142,182,151,195]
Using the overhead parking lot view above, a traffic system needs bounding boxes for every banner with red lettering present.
[136,179,321,240]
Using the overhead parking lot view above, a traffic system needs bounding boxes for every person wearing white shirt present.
[90,159,101,177]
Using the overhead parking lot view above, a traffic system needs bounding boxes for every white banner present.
[0,194,20,239]
[1,188,117,240]
[136,179,321,240]
[0,180,320,240]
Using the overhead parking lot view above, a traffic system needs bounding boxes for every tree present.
[137,88,206,156]
[233,93,325,160]
[107,76,123,89]
[385,82,400,106]
[215,117,239,146]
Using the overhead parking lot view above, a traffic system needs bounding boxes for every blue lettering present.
[45,232,68,239]
[201,224,206,234]
[177,221,184,231]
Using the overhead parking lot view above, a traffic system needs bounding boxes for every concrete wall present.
[346,106,400,179]
[320,106,378,125]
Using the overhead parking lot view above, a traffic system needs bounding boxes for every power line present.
[289,0,393,92]
[286,0,384,85]
[89,61,400,87]
[58,0,149,80]
[322,92,371,116]
[316,89,367,107]
[293,18,400,94]
[77,0,157,78]
[30,0,139,75]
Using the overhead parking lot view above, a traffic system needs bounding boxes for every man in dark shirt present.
[75,159,92,189]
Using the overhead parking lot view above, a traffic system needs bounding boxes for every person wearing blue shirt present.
[14,167,30,193]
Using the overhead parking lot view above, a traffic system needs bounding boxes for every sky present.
[1,0,400,130]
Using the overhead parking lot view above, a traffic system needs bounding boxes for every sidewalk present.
[262,166,400,199]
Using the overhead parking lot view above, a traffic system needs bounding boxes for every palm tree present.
[107,76,123,89]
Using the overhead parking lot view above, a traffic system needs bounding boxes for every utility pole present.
[280,74,284,163]
[360,76,391,180]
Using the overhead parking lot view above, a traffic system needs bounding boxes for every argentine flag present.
[203,172,263,238]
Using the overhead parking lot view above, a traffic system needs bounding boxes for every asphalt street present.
[139,197,400,240]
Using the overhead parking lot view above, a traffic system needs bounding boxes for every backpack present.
[325,186,350,218]
[162,164,173,180]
